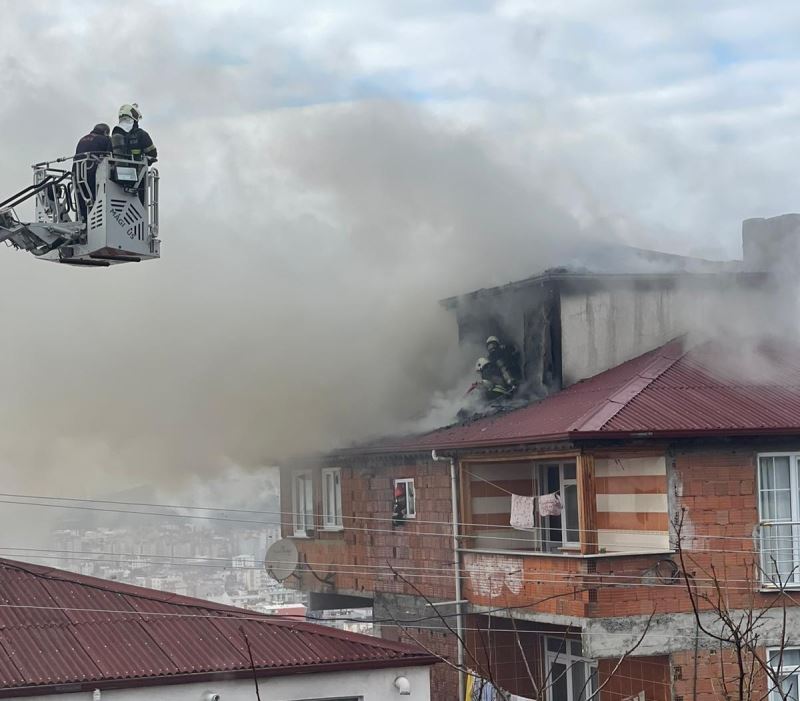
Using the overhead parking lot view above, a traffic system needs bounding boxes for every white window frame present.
[292,471,314,537]
[394,478,416,519]
[536,461,580,552]
[768,646,800,701]
[757,453,800,588]
[322,467,343,531]
[544,636,598,701]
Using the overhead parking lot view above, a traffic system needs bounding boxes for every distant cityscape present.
[44,518,373,636]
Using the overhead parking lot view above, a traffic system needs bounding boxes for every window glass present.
[545,636,596,701]
[780,674,799,701]
[565,484,579,543]
[303,475,313,533]
[758,455,800,585]
[322,469,343,528]
[550,661,568,701]
[406,480,416,517]
[572,658,587,701]
[771,649,800,667]
[293,473,314,536]
[770,647,800,701]
[760,456,792,520]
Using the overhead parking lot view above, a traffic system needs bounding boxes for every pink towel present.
[510,494,535,530]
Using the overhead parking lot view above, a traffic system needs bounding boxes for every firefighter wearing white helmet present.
[486,335,521,390]
[112,102,158,164]
[474,356,513,402]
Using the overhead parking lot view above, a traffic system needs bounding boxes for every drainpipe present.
[432,449,465,701]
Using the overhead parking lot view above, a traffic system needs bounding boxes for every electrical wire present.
[0,493,778,557]
[0,489,777,543]
[3,550,788,593]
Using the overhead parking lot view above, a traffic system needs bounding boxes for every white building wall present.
[560,285,685,385]
[10,666,431,701]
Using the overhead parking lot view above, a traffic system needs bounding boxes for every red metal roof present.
[357,337,800,452]
[0,559,436,695]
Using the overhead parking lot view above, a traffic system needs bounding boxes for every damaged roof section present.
[438,242,766,401]
[345,335,800,454]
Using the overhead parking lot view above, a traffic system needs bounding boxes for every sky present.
[0,0,798,516]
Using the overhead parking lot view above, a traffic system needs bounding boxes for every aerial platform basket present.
[0,154,160,267]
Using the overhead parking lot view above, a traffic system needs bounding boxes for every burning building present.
[277,213,800,700]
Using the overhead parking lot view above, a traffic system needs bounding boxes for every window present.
[769,647,800,701]
[393,478,416,523]
[758,454,800,586]
[538,462,579,552]
[293,472,314,537]
[545,636,598,701]
[322,468,343,530]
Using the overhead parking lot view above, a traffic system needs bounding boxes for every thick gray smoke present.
[0,98,602,509]
[2,0,792,523]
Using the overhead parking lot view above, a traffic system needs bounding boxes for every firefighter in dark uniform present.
[111,104,158,203]
[486,335,521,389]
[475,357,516,401]
[73,123,112,223]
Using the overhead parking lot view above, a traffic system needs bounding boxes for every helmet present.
[119,103,142,121]
[476,357,490,372]
[486,336,500,347]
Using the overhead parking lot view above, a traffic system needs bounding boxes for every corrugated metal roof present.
[0,559,436,693]
[356,337,800,452]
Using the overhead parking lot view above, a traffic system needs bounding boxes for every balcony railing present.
[756,521,800,588]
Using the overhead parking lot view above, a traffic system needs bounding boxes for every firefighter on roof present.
[475,356,516,401]
[486,335,521,389]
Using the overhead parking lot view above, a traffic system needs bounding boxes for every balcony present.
[460,455,671,557]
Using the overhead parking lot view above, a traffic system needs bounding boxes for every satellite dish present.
[264,538,299,582]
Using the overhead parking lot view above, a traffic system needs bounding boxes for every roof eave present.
[0,656,441,698]
[328,426,800,460]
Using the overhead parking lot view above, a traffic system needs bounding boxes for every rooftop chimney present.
[742,213,800,271]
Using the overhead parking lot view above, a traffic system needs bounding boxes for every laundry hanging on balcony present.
[464,673,500,701]
[510,494,536,529]
[538,491,563,517]
[510,491,563,530]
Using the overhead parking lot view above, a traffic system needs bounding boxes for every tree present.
[387,563,653,701]
[674,508,798,701]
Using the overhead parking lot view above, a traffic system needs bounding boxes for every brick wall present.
[671,647,768,701]
[281,458,456,601]
[464,615,548,698]
[462,550,591,617]
[598,655,671,701]
[281,443,794,615]
[590,446,791,617]
[383,622,458,699]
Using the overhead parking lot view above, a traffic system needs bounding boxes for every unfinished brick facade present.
[280,438,800,700]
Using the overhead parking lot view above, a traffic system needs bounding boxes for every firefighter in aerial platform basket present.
[112,103,158,203]
[73,123,112,223]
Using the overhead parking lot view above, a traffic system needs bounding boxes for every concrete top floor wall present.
[445,271,767,395]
